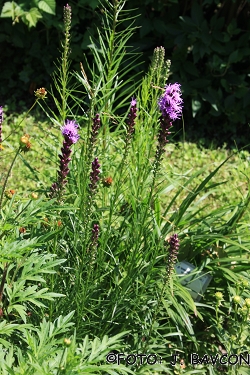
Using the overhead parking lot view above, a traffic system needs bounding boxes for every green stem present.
[0,147,21,210]
[0,263,8,304]
[18,100,39,128]
[56,347,67,375]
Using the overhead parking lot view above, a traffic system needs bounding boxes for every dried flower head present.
[158,83,183,121]
[102,176,113,187]
[5,189,15,199]
[35,87,47,99]
[20,134,31,152]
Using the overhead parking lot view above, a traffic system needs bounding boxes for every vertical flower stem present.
[0,147,20,210]
[0,263,8,305]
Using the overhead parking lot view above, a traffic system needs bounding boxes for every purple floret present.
[61,120,79,144]
[158,83,183,121]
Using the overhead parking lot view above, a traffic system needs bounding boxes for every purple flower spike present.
[50,119,79,199]
[91,114,101,144]
[167,233,180,279]
[91,223,99,247]
[126,97,137,137]
[89,157,101,192]
[158,83,183,121]
[61,120,79,145]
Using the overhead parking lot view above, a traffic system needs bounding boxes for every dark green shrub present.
[1,0,250,146]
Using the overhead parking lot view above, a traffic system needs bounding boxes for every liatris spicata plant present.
[151,83,183,193]
[166,234,180,281]
[157,83,183,154]
[89,223,100,263]
[50,119,79,199]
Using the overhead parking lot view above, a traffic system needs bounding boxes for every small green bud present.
[239,306,248,316]
[215,292,223,301]
[244,298,250,308]
[63,338,71,347]
[241,279,249,288]
[233,295,241,305]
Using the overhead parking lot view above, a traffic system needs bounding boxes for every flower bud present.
[35,87,47,99]
[215,292,223,301]
[233,295,241,305]
[244,298,250,308]
[63,338,71,347]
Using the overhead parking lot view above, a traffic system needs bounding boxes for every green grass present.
[2,110,249,221]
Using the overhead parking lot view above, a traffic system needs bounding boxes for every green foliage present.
[1,0,56,28]
[0,0,250,145]
[0,1,250,374]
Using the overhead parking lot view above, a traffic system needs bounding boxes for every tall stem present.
[0,147,20,210]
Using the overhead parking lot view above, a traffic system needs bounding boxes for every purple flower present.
[50,119,79,199]
[61,120,79,145]
[158,83,183,121]
[126,98,137,137]
[90,114,101,145]
[89,157,101,192]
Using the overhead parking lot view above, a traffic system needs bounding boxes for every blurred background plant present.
[1,0,250,147]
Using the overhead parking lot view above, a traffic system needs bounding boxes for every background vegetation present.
[1,0,250,146]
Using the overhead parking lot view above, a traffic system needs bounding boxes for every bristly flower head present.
[35,87,47,100]
[61,119,79,145]
[158,83,183,121]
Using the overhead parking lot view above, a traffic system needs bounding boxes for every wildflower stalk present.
[61,4,72,120]
[83,157,101,248]
[103,99,137,247]
[0,147,20,210]
[113,99,137,183]
[50,120,79,201]
[142,234,180,355]
[150,83,183,200]
[80,115,101,237]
